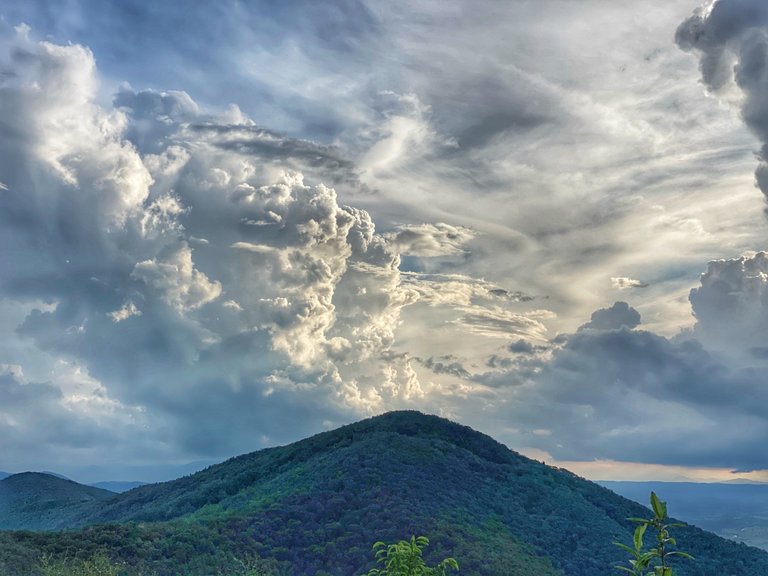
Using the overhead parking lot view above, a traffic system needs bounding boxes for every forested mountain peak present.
[2,412,768,576]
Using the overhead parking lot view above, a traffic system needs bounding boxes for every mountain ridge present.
[1,411,767,576]
[89,481,147,493]
[0,472,116,530]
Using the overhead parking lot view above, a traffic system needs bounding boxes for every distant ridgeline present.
[1,411,767,575]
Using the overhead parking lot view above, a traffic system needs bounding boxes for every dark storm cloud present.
[489,323,768,470]
[677,0,768,209]
[467,279,768,471]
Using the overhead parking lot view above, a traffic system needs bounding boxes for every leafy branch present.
[614,492,693,576]
[366,535,458,576]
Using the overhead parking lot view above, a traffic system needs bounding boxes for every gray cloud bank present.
[475,285,768,470]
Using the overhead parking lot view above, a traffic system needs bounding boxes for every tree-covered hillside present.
[1,411,767,576]
[0,473,115,530]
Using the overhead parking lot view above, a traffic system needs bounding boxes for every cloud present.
[474,313,768,470]
[400,272,533,307]
[689,251,768,356]
[0,364,152,476]
[677,0,768,210]
[132,244,222,313]
[454,307,553,340]
[3,2,768,481]
[109,301,142,323]
[578,301,642,331]
[1,29,483,470]
[611,277,649,289]
[187,123,363,187]
[507,339,545,355]
[418,355,471,379]
[383,223,476,257]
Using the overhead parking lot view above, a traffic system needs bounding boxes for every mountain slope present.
[1,411,768,576]
[0,472,115,530]
[89,481,147,493]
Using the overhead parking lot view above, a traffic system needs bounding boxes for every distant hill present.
[600,480,768,550]
[39,471,70,481]
[89,481,147,493]
[0,472,116,530]
[2,412,768,576]
[0,472,9,481]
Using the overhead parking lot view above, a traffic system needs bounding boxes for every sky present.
[2,0,768,484]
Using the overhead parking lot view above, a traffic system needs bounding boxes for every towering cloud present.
[1,26,546,473]
[677,0,768,210]
[689,251,768,357]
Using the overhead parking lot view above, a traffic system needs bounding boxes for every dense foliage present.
[36,554,121,576]
[0,411,767,575]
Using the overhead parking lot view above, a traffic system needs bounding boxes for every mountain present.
[600,480,768,550]
[39,471,71,481]
[89,481,147,493]
[1,411,768,576]
[0,472,116,530]
[0,472,9,480]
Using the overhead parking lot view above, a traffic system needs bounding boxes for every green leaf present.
[614,542,641,558]
[633,523,647,551]
[638,550,660,563]
[667,551,695,560]
[650,492,667,520]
